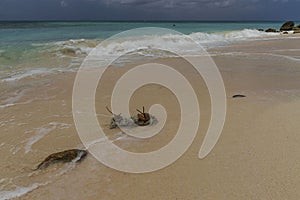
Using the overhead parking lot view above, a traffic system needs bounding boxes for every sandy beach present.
[1,35,300,199]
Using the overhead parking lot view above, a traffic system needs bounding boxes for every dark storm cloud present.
[104,0,237,7]
[103,0,298,8]
[0,0,299,21]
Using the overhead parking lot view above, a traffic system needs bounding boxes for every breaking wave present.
[0,29,281,82]
[50,29,279,60]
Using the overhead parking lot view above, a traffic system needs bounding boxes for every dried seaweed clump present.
[35,149,87,170]
[132,106,151,126]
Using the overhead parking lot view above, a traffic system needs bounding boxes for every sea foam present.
[57,29,279,61]
[0,183,46,200]
[47,29,279,60]
[0,29,281,82]
[24,122,72,154]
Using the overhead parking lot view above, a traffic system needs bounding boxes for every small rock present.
[232,94,246,98]
[258,29,264,32]
[265,28,277,33]
[283,31,289,34]
[294,29,300,34]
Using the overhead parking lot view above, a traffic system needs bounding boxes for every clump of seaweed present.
[35,149,87,170]
[106,106,157,129]
[132,106,151,126]
[106,106,122,129]
[106,106,134,129]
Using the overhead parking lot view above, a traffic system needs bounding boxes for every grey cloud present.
[104,0,238,8]
[0,0,299,21]
[60,0,68,7]
[103,0,300,8]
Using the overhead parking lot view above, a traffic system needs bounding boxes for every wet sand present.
[1,36,300,199]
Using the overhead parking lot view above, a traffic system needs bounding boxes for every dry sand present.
[0,36,300,199]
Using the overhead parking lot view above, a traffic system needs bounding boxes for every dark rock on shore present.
[280,21,294,31]
[35,149,87,170]
[293,26,300,34]
[264,21,299,34]
[232,94,246,98]
[265,28,277,33]
[293,27,300,30]
[294,29,300,34]
[258,29,264,32]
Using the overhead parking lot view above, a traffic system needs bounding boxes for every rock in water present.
[265,28,277,33]
[35,149,87,170]
[258,29,264,32]
[280,21,294,31]
[294,29,300,34]
[283,31,289,34]
[293,27,300,34]
[232,94,246,98]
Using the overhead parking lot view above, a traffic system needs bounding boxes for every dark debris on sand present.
[35,149,87,170]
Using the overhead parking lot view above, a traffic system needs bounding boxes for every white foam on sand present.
[53,154,84,177]
[0,149,83,200]
[1,67,75,83]
[0,103,15,109]
[0,182,46,200]
[24,126,56,154]
[84,132,130,150]
[0,89,57,110]
[1,68,52,82]
[210,51,300,63]
[24,122,72,154]
[0,89,28,108]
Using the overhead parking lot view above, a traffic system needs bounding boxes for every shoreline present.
[0,33,300,199]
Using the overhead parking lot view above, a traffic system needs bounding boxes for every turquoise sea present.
[0,21,295,81]
[0,21,288,43]
[0,21,291,53]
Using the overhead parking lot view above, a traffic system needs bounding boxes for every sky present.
[0,0,299,21]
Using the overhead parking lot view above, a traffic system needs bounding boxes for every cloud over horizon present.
[0,0,299,21]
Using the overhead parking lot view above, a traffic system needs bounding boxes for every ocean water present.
[0,21,293,120]
[0,21,290,80]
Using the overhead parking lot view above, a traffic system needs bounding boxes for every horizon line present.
[0,20,299,23]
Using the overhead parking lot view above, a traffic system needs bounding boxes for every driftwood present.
[133,106,151,126]
[35,149,87,170]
